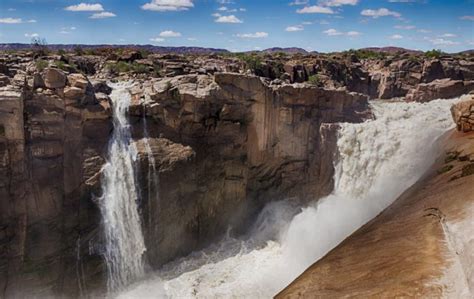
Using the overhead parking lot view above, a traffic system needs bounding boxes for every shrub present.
[234,53,264,73]
[105,61,150,74]
[74,46,84,56]
[307,74,320,85]
[132,63,149,74]
[35,59,49,71]
[53,60,77,72]
[425,49,444,59]
[30,37,49,57]
[345,49,386,60]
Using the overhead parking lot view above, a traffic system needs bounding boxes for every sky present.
[0,0,473,52]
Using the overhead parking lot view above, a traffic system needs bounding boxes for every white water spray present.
[100,82,147,292]
[117,98,457,298]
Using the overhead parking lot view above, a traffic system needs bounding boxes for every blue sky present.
[0,0,473,52]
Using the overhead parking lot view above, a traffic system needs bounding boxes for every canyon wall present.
[0,61,369,297]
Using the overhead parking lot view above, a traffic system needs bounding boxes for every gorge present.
[0,49,473,298]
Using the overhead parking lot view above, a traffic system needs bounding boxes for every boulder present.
[405,79,474,102]
[451,94,474,132]
[67,73,89,89]
[42,68,67,89]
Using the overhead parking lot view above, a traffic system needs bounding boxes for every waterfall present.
[117,98,457,298]
[99,82,146,292]
[142,100,160,229]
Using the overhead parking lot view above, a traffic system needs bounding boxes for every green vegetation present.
[307,74,320,85]
[35,59,49,71]
[344,49,386,60]
[425,49,444,59]
[233,53,264,73]
[105,61,153,75]
[57,49,66,56]
[52,60,78,72]
[74,46,84,56]
[30,37,49,57]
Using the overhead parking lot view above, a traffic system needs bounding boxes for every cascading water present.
[99,82,147,292]
[117,98,458,298]
[142,99,160,229]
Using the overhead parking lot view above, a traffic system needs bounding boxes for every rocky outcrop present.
[452,94,474,132]
[276,131,474,298]
[0,68,111,298]
[0,60,370,297]
[125,72,369,268]
[406,79,474,102]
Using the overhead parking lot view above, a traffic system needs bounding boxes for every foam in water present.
[99,82,147,292]
[117,99,457,298]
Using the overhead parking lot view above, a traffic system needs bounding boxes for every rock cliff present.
[0,54,369,297]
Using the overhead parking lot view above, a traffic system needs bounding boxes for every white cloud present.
[0,18,23,24]
[141,0,194,11]
[323,28,343,36]
[388,0,418,2]
[302,21,313,25]
[187,37,197,41]
[394,25,415,30]
[159,30,182,37]
[27,19,37,23]
[286,25,304,32]
[417,29,430,33]
[460,15,474,21]
[429,38,460,46]
[322,28,360,37]
[236,32,268,38]
[320,20,330,25]
[215,15,243,23]
[319,0,358,7]
[297,5,334,14]
[218,6,228,11]
[65,3,104,12]
[346,31,361,36]
[59,30,70,34]
[90,12,116,19]
[390,34,403,39]
[289,0,309,5]
[149,37,165,42]
[361,8,401,18]
[239,8,246,11]
[24,33,39,38]
[441,33,457,38]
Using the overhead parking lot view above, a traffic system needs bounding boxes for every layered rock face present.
[130,73,369,267]
[0,55,369,297]
[452,93,474,132]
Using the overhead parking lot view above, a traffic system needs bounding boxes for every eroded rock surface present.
[277,131,474,298]
[452,94,474,132]
[0,57,369,297]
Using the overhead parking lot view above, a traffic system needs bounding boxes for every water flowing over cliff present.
[117,98,457,298]
[99,83,147,291]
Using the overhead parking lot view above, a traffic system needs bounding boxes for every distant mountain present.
[261,47,309,54]
[360,47,423,55]
[0,43,229,55]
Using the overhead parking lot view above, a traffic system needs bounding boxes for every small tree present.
[425,49,443,59]
[31,37,49,57]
